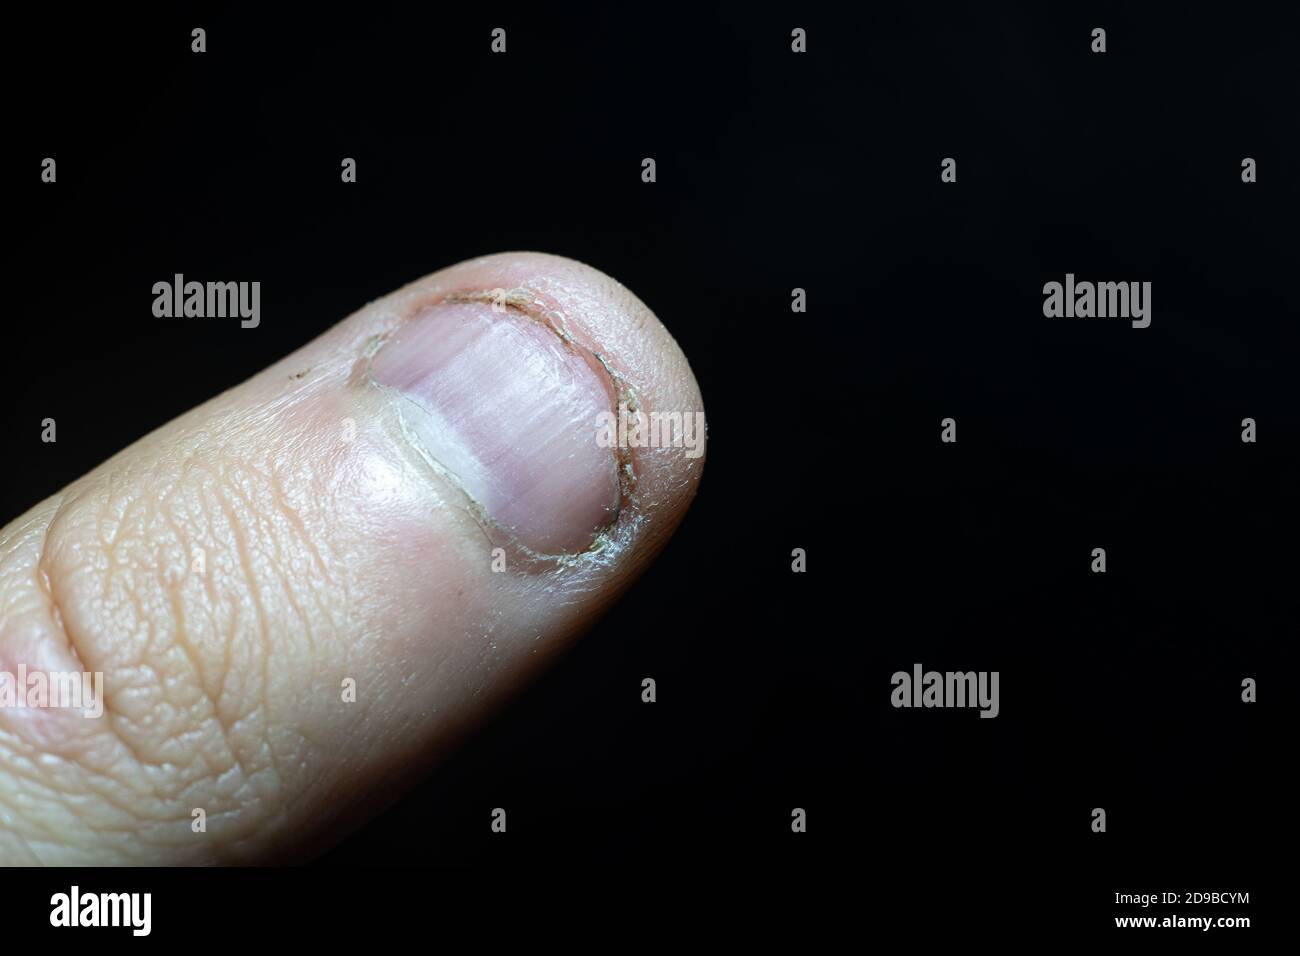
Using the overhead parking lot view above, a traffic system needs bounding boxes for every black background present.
[8,0,1294,932]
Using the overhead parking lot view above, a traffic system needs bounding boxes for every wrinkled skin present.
[0,253,705,864]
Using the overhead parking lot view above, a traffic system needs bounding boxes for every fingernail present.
[369,300,621,555]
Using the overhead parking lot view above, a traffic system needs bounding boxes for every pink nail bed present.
[370,300,621,555]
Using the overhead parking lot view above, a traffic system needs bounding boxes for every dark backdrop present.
[9,0,1294,926]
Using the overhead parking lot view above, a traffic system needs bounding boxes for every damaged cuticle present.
[358,289,641,568]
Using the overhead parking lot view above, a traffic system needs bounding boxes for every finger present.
[0,252,706,864]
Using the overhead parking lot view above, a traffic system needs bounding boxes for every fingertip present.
[362,251,707,578]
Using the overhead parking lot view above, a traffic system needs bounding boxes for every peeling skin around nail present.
[443,289,641,505]
[358,288,646,574]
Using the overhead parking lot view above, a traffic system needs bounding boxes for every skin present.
[0,253,705,864]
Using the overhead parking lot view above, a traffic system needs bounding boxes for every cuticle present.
[354,288,643,575]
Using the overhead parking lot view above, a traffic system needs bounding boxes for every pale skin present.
[0,253,705,864]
